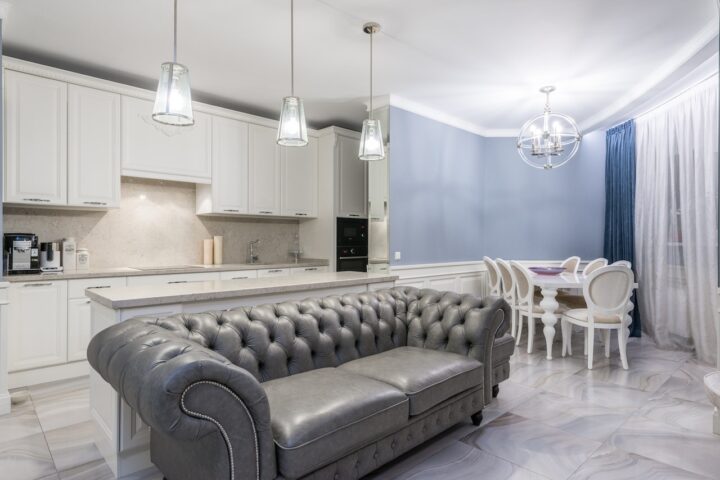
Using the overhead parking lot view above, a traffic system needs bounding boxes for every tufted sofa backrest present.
[134,289,410,382]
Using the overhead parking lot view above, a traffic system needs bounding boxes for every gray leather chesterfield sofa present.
[88,287,513,480]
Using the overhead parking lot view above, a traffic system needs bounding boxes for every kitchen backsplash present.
[3,178,300,268]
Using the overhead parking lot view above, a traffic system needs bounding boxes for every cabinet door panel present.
[4,70,67,205]
[8,281,68,372]
[337,135,367,218]
[212,117,249,214]
[67,298,92,362]
[248,125,281,215]
[281,137,318,217]
[68,85,121,208]
[121,96,211,183]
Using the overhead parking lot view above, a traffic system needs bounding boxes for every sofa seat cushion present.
[262,368,408,479]
[338,346,483,415]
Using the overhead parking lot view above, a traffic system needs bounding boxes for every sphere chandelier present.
[517,86,581,170]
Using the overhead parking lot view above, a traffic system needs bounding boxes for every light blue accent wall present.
[389,106,606,265]
[482,131,606,259]
[389,107,486,265]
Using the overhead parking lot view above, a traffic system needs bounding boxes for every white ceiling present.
[2,0,718,134]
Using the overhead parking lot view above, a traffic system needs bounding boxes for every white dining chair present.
[560,265,634,369]
[611,260,632,268]
[510,261,549,354]
[495,258,518,338]
[560,256,581,274]
[483,256,502,296]
[558,258,608,304]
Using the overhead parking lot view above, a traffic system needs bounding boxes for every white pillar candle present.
[203,239,213,266]
[213,236,223,265]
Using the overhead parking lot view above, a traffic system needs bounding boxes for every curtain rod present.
[606,71,718,131]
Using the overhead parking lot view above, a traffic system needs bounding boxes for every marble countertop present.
[3,259,329,282]
[87,271,398,309]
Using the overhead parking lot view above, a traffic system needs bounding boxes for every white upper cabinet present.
[68,85,121,208]
[196,116,249,215]
[248,124,281,215]
[281,137,318,218]
[336,134,367,218]
[121,95,212,184]
[4,70,68,205]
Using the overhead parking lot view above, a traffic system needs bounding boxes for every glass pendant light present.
[358,22,385,161]
[152,0,194,126]
[277,0,308,146]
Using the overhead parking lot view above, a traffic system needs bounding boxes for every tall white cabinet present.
[281,137,318,217]
[248,124,282,215]
[68,85,121,208]
[336,133,368,218]
[4,70,68,205]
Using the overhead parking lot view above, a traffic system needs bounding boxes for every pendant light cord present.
[173,0,178,63]
[290,0,295,96]
[369,29,373,119]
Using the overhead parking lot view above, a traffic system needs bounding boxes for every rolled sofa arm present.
[87,318,276,480]
[399,288,511,404]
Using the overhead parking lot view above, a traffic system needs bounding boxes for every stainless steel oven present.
[336,218,368,272]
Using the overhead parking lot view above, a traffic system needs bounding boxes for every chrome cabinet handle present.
[23,198,50,203]
[167,280,206,284]
[305,267,317,271]
[348,213,360,217]
[259,211,273,214]
[295,213,308,216]
[87,285,111,290]
[83,201,107,206]
[223,209,240,213]
[338,256,368,260]
[23,282,52,287]
[232,276,250,280]
[267,269,283,273]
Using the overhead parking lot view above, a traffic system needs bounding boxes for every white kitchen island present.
[87,272,397,478]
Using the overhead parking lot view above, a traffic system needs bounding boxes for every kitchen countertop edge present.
[2,259,329,283]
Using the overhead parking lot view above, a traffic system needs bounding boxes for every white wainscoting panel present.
[390,261,489,298]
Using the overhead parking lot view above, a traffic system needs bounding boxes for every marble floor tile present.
[58,459,115,480]
[607,415,720,479]
[483,381,539,425]
[542,374,652,412]
[30,378,91,432]
[373,440,549,480]
[509,356,587,389]
[568,443,712,480]
[636,395,716,435]
[462,413,601,480]
[575,356,680,393]
[44,420,103,472]
[509,391,629,442]
[0,431,57,480]
[651,359,716,405]
[0,401,44,443]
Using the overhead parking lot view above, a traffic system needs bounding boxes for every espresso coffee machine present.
[3,233,40,275]
[40,242,63,272]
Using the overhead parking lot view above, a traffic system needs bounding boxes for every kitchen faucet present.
[248,239,260,264]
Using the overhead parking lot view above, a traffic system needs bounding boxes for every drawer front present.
[68,277,127,299]
[290,266,328,275]
[256,268,290,278]
[127,272,220,287]
[219,270,259,281]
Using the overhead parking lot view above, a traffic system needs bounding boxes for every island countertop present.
[86,271,398,309]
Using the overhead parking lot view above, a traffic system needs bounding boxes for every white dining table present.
[528,270,637,360]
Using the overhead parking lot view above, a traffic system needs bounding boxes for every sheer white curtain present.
[635,75,719,365]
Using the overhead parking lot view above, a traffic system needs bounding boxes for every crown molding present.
[385,94,490,137]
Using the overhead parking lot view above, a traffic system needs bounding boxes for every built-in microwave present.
[337,217,367,246]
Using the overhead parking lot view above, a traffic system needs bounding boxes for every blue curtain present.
[603,120,641,337]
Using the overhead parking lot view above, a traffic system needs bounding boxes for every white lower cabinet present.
[290,266,328,275]
[67,298,92,362]
[219,270,259,280]
[257,268,290,278]
[8,281,68,372]
[126,272,220,287]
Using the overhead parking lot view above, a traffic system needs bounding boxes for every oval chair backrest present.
[483,256,501,294]
[583,258,608,275]
[509,261,534,305]
[611,260,632,268]
[583,266,634,317]
[561,256,581,274]
[495,259,515,302]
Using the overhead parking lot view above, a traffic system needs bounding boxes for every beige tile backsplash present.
[3,178,300,268]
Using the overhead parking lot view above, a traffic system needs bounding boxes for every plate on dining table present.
[528,267,566,276]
